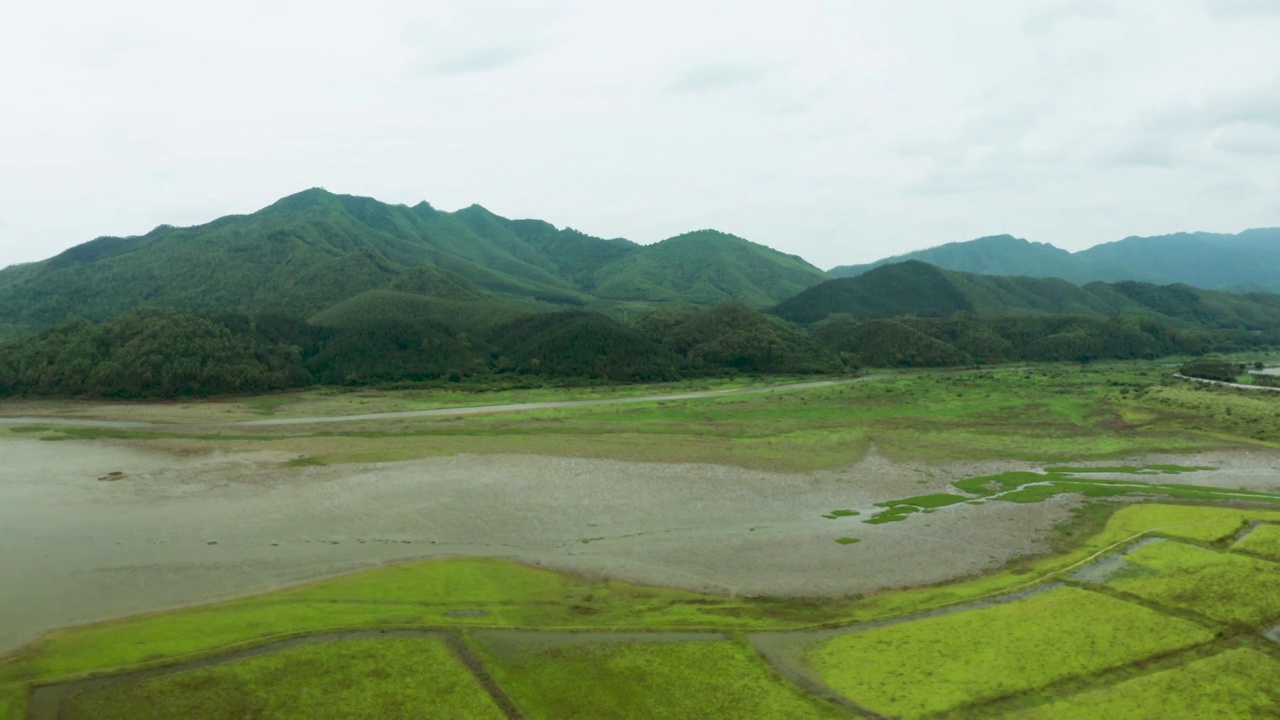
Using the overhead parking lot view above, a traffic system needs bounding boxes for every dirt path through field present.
[0,380,849,429]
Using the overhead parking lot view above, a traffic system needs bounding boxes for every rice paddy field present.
[0,502,1276,719]
[4,361,1280,718]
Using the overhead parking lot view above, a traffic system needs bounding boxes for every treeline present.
[0,303,838,397]
[815,314,1275,368]
[1,304,1276,398]
[1179,357,1280,386]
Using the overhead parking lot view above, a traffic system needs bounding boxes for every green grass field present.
[0,685,22,720]
[475,636,845,719]
[1008,647,1280,719]
[1104,540,1280,627]
[1235,523,1280,561]
[60,637,503,720]
[13,362,1280,471]
[807,587,1215,719]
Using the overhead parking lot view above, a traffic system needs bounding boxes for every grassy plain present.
[1105,541,1280,627]
[1235,523,1280,561]
[1009,647,1280,720]
[0,376,810,425]
[807,587,1215,719]
[8,362,1280,471]
[61,637,503,720]
[475,637,844,719]
[0,685,21,720]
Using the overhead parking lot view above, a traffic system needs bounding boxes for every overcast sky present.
[3,0,1279,271]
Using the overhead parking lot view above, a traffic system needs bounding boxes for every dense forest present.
[776,261,1280,327]
[1,301,1274,398]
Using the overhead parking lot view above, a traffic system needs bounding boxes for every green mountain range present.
[775,260,1280,328]
[4,189,1280,397]
[830,229,1280,292]
[0,189,829,334]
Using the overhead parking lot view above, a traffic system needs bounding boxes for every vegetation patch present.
[807,587,1215,719]
[864,505,920,524]
[1104,541,1280,627]
[834,537,861,545]
[3,504,1279,718]
[951,470,1279,507]
[474,637,844,719]
[1008,647,1280,719]
[1234,523,1280,561]
[820,509,858,519]
[0,684,24,720]
[60,636,504,720]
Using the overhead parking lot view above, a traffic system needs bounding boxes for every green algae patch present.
[1105,541,1280,627]
[475,637,845,720]
[1235,523,1280,561]
[61,636,503,720]
[864,505,919,524]
[878,493,968,509]
[952,471,1047,495]
[1008,647,1280,719]
[821,509,859,519]
[835,537,861,545]
[864,493,968,524]
[807,587,1214,719]
[0,683,25,720]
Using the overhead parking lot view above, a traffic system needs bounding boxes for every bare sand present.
[2,438,1276,656]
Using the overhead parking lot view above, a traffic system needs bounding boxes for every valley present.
[2,363,1279,717]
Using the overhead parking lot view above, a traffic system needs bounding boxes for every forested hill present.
[829,228,1280,292]
[774,260,1280,328]
[0,189,828,333]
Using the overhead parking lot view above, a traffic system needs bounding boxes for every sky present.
[3,0,1279,271]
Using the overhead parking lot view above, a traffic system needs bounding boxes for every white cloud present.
[1,0,1279,271]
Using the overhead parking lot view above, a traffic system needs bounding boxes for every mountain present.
[773,260,1280,328]
[586,230,828,307]
[830,229,1280,291]
[829,235,1110,284]
[1075,229,1280,292]
[0,189,829,334]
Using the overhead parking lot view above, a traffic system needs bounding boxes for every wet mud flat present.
[3,438,1277,658]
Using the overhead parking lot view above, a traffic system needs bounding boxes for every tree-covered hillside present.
[776,261,1280,329]
[0,190,830,335]
[586,230,829,307]
[829,228,1280,292]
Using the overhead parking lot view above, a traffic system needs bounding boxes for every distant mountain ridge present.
[775,260,1280,329]
[0,189,829,333]
[830,229,1280,292]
